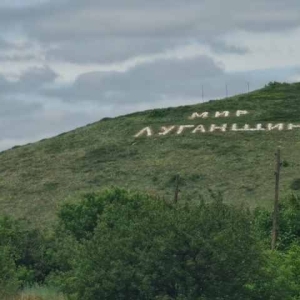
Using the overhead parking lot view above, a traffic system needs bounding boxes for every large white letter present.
[134,127,153,137]
[288,124,300,130]
[268,123,284,131]
[244,124,265,131]
[215,111,230,118]
[231,124,248,131]
[210,124,227,132]
[188,112,209,120]
[192,125,206,133]
[177,125,195,134]
[236,110,249,117]
[158,126,176,136]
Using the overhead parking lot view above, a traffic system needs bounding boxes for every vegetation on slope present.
[2,188,300,299]
[0,81,300,225]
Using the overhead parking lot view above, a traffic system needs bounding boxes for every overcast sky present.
[0,0,299,150]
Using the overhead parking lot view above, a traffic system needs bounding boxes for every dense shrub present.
[3,189,300,299]
[0,246,20,298]
[254,194,300,249]
[57,189,132,241]
[59,189,265,300]
[0,216,53,286]
[291,179,300,191]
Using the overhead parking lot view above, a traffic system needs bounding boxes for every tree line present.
[1,188,300,299]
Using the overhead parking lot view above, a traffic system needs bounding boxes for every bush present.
[291,179,300,191]
[0,246,20,298]
[59,189,265,300]
[58,190,125,241]
[254,194,300,250]
[258,245,300,300]
[3,189,300,299]
[0,216,54,286]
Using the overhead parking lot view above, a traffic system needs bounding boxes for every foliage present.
[60,189,265,300]
[254,194,300,250]
[258,245,300,300]
[3,189,300,299]
[0,246,20,299]
[57,189,135,241]
[291,179,300,191]
[0,216,54,287]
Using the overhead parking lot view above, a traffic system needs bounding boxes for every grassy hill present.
[1,81,300,226]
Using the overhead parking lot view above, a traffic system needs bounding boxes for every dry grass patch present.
[7,286,66,300]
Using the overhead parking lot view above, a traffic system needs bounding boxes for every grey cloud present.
[0,39,44,62]
[46,37,179,64]
[0,53,38,61]
[0,38,11,50]
[0,95,44,151]
[27,1,300,39]
[0,99,114,151]
[0,38,29,50]
[0,66,58,95]
[0,97,43,119]
[26,6,200,41]
[43,55,300,106]
[0,0,299,64]
[18,66,57,89]
[45,36,249,65]
[208,40,249,55]
[44,55,224,102]
[0,109,85,140]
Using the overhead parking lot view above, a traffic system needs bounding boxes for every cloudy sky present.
[0,0,300,150]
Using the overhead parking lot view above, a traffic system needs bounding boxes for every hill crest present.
[1,81,300,225]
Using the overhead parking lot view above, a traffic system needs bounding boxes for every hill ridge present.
[1,81,300,226]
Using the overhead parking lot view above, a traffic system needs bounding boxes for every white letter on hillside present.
[231,124,248,131]
[134,127,153,137]
[192,125,206,133]
[210,124,227,132]
[177,125,195,135]
[288,124,300,130]
[158,126,176,136]
[244,124,265,131]
[236,110,249,117]
[215,111,230,118]
[268,123,284,131]
[188,112,209,120]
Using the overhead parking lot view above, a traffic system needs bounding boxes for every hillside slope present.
[1,82,300,225]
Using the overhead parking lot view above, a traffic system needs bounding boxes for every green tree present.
[0,215,53,286]
[257,245,300,300]
[254,194,300,250]
[59,188,265,300]
[57,190,127,241]
[0,246,20,298]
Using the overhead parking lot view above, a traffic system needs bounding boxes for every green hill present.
[1,81,300,226]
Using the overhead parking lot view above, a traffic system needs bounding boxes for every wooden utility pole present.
[226,84,228,98]
[174,174,180,204]
[271,149,282,250]
[247,82,250,93]
[201,85,204,102]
